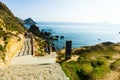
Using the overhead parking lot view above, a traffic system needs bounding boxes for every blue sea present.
[36,22,120,49]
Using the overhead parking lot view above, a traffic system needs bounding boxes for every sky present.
[1,0,120,23]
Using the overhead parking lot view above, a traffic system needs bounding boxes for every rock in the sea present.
[55,36,59,38]
[24,18,36,25]
[50,36,59,40]
[60,36,64,39]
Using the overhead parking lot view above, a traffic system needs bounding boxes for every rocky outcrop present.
[0,2,26,67]
[60,36,64,39]
[27,24,41,37]
[24,18,36,25]
[4,34,24,66]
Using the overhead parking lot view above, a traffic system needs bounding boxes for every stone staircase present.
[0,63,69,80]
[17,38,32,56]
[0,38,69,80]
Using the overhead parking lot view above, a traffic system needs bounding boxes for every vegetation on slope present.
[59,42,120,80]
[0,2,26,32]
[27,24,54,56]
[0,2,26,65]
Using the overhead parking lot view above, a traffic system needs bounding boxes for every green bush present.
[76,69,90,80]
[92,60,104,67]
[38,49,44,54]
[3,35,8,41]
[104,56,113,60]
[61,62,81,80]
[89,58,110,80]
[0,29,5,37]
[90,65,110,80]
[110,59,120,71]
[0,44,4,51]
[76,61,93,80]
[0,52,5,60]
[17,37,21,41]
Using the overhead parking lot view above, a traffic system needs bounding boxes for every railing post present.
[65,41,72,59]
[31,37,33,55]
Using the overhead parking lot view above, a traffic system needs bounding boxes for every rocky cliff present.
[24,18,36,25]
[0,2,26,67]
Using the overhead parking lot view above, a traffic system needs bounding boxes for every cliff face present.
[0,2,26,67]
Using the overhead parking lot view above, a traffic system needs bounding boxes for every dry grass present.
[60,42,120,80]
[66,55,79,62]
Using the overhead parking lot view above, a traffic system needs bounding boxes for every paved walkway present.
[17,38,32,56]
[0,63,69,80]
[0,38,69,80]
[10,52,57,65]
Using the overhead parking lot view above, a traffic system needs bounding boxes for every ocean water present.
[36,22,120,49]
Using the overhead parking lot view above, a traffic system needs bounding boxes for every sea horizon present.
[36,21,120,49]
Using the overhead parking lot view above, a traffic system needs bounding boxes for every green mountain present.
[0,1,25,35]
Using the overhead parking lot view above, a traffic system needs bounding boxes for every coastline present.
[37,21,120,50]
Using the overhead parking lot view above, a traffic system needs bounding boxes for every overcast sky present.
[2,0,120,23]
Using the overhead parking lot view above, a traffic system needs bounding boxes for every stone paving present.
[0,38,69,80]
[0,63,69,80]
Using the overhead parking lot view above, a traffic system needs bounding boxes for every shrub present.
[76,69,90,80]
[92,60,104,67]
[76,61,93,80]
[110,59,120,71]
[104,56,112,60]
[90,65,110,80]
[17,37,21,41]
[0,44,4,51]
[0,52,5,60]
[3,35,8,41]
[90,58,110,80]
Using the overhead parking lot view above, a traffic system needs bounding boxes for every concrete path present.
[0,63,69,80]
[17,38,32,56]
[1,38,69,80]
[10,52,57,65]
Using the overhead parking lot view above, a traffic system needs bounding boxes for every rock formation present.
[0,1,26,67]
[24,18,36,25]
[27,24,41,37]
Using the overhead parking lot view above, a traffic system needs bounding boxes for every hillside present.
[58,42,120,80]
[0,2,26,67]
[0,2,26,33]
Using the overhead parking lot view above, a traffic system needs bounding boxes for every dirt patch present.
[67,55,79,62]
